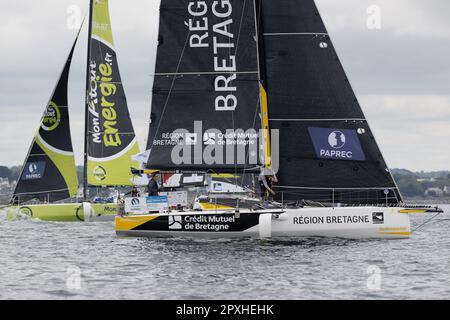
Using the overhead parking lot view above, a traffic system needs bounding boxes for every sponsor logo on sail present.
[308,127,366,161]
[203,132,216,145]
[18,207,33,218]
[93,166,107,181]
[41,102,61,131]
[154,121,280,173]
[88,52,122,148]
[328,131,346,149]
[22,162,46,180]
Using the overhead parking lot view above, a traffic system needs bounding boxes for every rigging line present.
[412,211,443,232]
[14,188,71,195]
[233,0,247,57]
[87,131,136,134]
[232,109,238,197]
[239,96,262,191]
[153,71,258,76]
[27,154,51,157]
[239,0,262,190]
[231,2,244,192]
[269,118,366,122]
[232,0,248,197]
[92,80,123,85]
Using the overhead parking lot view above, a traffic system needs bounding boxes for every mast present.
[83,0,93,201]
[254,0,271,173]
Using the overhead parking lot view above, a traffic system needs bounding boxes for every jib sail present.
[12,33,80,204]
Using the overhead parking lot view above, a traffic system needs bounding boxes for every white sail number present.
[187,0,237,112]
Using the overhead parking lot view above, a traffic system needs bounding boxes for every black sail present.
[260,0,402,204]
[147,0,262,172]
[12,35,80,204]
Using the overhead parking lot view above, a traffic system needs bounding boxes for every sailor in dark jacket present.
[147,174,159,196]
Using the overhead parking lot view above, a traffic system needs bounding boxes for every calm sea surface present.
[0,205,449,300]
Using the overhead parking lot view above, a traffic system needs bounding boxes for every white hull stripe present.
[15,188,70,195]
[36,133,74,157]
[89,138,137,163]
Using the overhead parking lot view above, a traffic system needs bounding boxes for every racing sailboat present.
[116,0,441,239]
[8,0,139,221]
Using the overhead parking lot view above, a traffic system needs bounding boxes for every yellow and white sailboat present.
[7,0,139,221]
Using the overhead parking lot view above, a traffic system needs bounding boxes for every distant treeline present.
[1,165,449,200]
[391,169,450,198]
[0,165,84,184]
[0,166,22,182]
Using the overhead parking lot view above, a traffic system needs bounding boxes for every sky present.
[0,0,449,171]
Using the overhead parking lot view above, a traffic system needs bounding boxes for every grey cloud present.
[0,0,448,171]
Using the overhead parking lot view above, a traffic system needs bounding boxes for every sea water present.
[0,205,449,300]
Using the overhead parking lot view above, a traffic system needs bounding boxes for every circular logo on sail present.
[29,163,38,174]
[328,131,346,149]
[41,102,61,131]
[93,166,107,181]
[18,207,33,218]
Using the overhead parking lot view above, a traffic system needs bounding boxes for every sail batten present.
[270,119,367,122]
[263,32,329,36]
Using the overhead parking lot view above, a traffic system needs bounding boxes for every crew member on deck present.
[268,175,278,198]
[131,186,140,197]
[258,171,275,200]
[147,174,159,196]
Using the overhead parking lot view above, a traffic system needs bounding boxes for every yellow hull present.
[5,203,118,222]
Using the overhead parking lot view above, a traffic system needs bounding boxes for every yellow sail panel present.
[91,0,114,46]
[87,0,141,186]
[260,85,272,170]
[88,140,140,186]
